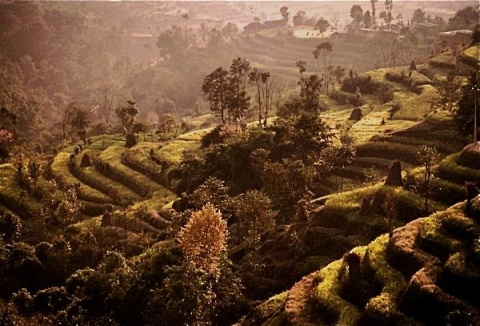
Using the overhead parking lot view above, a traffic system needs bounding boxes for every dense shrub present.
[356,142,419,164]
[458,150,480,170]
[329,90,364,106]
[341,76,379,95]
[437,154,480,185]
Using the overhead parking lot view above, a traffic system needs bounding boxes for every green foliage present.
[341,75,379,95]
[329,90,364,106]
[446,6,479,31]
[202,58,251,124]
[231,190,276,245]
[51,152,112,204]
[453,72,480,137]
[437,153,480,185]
[356,141,420,164]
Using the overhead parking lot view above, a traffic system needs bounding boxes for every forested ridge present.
[1,1,480,325]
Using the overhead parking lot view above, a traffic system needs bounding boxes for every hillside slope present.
[247,196,480,325]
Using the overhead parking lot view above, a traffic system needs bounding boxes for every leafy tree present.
[0,106,17,133]
[370,0,378,28]
[55,186,83,225]
[116,100,138,146]
[69,107,89,144]
[249,68,272,126]
[472,24,480,45]
[260,158,314,221]
[293,11,306,26]
[202,67,229,123]
[298,74,323,113]
[333,65,346,85]
[177,203,228,274]
[189,177,230,212]
[384,0,394,32]
[416,145,439,212]
[0,210,22,244]
[411,8,426,24]
[157,113,177,138]
[315,18,330,38]
[231,190,276,245]
[156,25,195,61]
[446,6,479,31]
[313,42,333,94]
[453,72,480,138]
[227,57,251,122]
[296,60,307,75]
[350,5,364,24]
[203,58,251,124]
[280,6,289,20]
[327,143,357,193]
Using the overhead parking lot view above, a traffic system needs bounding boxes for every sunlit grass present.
[313,247,366,325]
[393,85,438,121]
[51,152,112,204]
[98,145,174,198]
[0,164,44,215]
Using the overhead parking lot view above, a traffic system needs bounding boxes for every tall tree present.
[202,67,229,124]
[299,74,323,113]
[116,101,138,135]
[453,72,480,138]
[350,5,364,26]
[69,107,89,144]
[313,42,333,94]
[228,58,251,122]
[384,0,394,32]
[411,8,426,24]
[249,68,272,126]
[370,0,378,28]
[364,11,372,28]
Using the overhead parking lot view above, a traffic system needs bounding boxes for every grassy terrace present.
[51,152,112,204]
[0,164,44,218]
[96,145,174,198]
[73,152,142,206]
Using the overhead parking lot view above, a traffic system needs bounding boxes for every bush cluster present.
[437,154,480,185]
[356,142,419,164]
[341,75,380,95]
[329,90,365,106]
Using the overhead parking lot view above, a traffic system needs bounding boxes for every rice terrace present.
[0,1,480,325]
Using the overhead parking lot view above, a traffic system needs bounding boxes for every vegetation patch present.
[50,152,112,204]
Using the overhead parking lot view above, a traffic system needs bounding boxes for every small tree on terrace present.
[416,145,439,212]
[69,107,90,144]
[116,100,139,147]
[116,100,138,134]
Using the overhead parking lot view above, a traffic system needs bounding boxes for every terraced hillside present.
[231,30,434,85]
[0,132,207,245]
[247,191,480,325]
